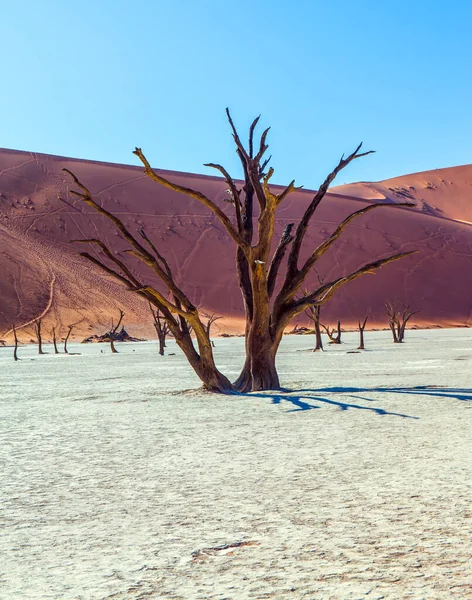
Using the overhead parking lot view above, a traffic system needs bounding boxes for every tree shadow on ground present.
[300,385,472,403]
[247,390,418,419]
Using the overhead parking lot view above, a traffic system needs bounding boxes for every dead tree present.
[303,279,324,351]
[64,325,73,353]
[322,321,342,344]
[52,327,59,354]
[13,325,19,361]
[109,310,125,353]
[33,319,44,354]
[150,304,170,355]
[63,110,416,393]
[358,315,369,350]
[304,304,323,351]
[386,302,418,343]
[203,312,223,347]
[385,302,399,342]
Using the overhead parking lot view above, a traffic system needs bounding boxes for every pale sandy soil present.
[1,329,471,599]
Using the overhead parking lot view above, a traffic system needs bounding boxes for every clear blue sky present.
[2,0,471,187]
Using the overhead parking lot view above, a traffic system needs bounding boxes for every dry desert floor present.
[1,329,471,599]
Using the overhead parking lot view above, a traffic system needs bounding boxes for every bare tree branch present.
[297,201,415,283]
[267,223,294,297]
[284,143,376,280]
[133,148,248,252]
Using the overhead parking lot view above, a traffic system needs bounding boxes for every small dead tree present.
[52,327,59,354]
[13,325,19,361]
[33,319,44,354]
[304,304,323,352]
[203,312,223,347]
[110,310,125,353]
[386,302,418,343]
[358,315,369,350]
[62,110,416,393]
[322,321,342,344]
[302,278,324,352]
[64,325,73,354]
[150,304,170,355]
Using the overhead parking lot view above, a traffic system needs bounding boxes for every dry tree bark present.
[386,302,418,343]
[52,327,59,354]
[64,325,73,354]
[322,321,342,344]
[150,304,170,355]
[109,309,125,354]
[62,110,416,393]
[358,315,369,350]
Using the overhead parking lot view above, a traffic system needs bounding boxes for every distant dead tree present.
[358,315,369,350]
[63,110,415,392]
[13,325,19,361]
[386,302,418,343]
[63,325,73,354]
[322,321,342,344]
[304,300,323,352]
[51,327,60,354]
[150,304,170,355]
[203,312,223,347]
[109,310,125,353]
[33,319,44,354]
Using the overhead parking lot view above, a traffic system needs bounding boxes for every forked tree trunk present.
[358,315,368,350]
[386,302,417,343]
[304,300,323,352]
[150,304,170,356]
[322,321,342,344]
[175,324,233,392]
[389,321,400,343]
[64,325,73,354]
[358,328,365,350]
[110,310,125,354]
[52,327,59,354]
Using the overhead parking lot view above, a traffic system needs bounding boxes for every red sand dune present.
[0,148,471,341]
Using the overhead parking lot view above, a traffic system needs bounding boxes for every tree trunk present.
[34,319,44,354]
[249,341,279,391]
[358,329,365,350]
[110,337,118,353]
[335,320,342,344]
[398,324,406,342]
[64,326,73,354]
[314,310,323,352]
[158,332,166,356]
[246,321,281,391]
[234,355,252,392]
[389,322,399,343]
[174,329,233,393]
[358,316,368,350]
[13,327,19,361]
[52,327,59,354]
